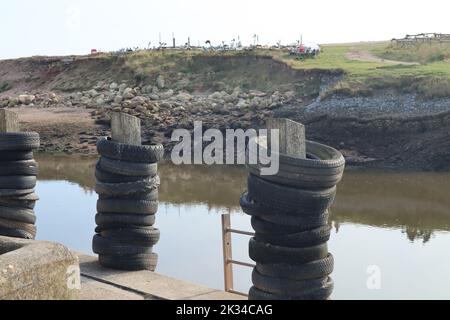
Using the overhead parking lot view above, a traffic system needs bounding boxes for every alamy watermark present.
[366,265,381,290]
[170,121,280,176]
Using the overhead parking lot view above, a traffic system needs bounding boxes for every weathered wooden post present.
[0,109,40,240]
[242,118,345,300]
[0,110,19,132]
[93,112,164,271]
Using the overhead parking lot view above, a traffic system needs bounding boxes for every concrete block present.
[0,236,80,300]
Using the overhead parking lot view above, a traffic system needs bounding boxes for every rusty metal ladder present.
[221,213,255,297]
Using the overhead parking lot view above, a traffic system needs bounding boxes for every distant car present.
[91,49,98,55]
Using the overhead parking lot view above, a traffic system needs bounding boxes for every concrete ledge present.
[79,255,245,301]
[0,236,80,300]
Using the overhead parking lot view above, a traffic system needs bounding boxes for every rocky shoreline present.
[2,76,450,170]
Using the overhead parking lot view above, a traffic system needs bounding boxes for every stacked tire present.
[243,139,345,300]
[93,137,164,271]
[0,132,40,240]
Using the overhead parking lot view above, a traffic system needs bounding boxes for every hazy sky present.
[1,0,449,59]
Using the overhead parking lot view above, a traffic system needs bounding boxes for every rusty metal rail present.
[221,214,255,297]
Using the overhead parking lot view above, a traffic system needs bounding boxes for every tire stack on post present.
[92,113,164,271]
[241,118,345,300]
[0,110,40,240]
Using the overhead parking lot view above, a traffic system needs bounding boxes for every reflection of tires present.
[98,157,158,177]
[0,132,40,151]
[95,176,160,197]
[240,192,329,228]
[0,218,36,237]
[97,137,164,163]
[0,176,36,189]
[256,254,334,280]
[95,213,156,228]
[97,199,158,215]
[0,193,38,210]
[99,253,158,271]
[92,235,154,255]
[252,268,331,296]
[249,238,328,264]
[95,164,149,183]
[255,225,331,248]
[251,216,320,235]
[0,206,36,224]
[100,227,160,245]
[0,151,33,161]
[0,160,38,176]
[247,174,336,214]
[0,188,35,197]
[0,226,34,239]
[248,279,333,300]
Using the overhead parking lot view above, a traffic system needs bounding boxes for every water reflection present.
[33,154,450,299]
[36,154,450,243]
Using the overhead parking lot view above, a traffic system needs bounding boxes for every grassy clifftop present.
[123,41,450,98]
[1,41,449,99]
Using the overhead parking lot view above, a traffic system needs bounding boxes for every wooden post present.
[0,109,20,132]
[267,118,306,158]
[110,112,141,146]
[221,214,234,292]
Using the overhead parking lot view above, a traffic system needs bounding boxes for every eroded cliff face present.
[1,54,449,170]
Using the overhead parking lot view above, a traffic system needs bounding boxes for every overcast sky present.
[1,0,449,59]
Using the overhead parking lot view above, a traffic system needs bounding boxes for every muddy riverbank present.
[2,54,449,170]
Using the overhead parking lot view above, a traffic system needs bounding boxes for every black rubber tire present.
[0,132,40,151]
[255,225,331,248]
[0,218,36,236]
[249,238,328,264]
[0,151,34,162]
[95,164,150,183]
[251,216,317,235]
[248,281,333,300]
[256,254,334,281]
[100,227,160,246]
[252,268,331,297]
[0,188,34,197]
[0,206,36,224]
[0,176,36,189]
[98,190,159,201]
[97,199,158,215]
[0,226,35,240]
[247,174,336,214]
[98,157,158,177]
[97,137,164,164]
[92,234,153,255]
[247,139,345,189]
[0,193,38,209]
[248,138,345,169]
[240,192,329,228]
[95,176,160,197]
[95,213,156,228]
[99,253,158,271]
[0,160,38,176]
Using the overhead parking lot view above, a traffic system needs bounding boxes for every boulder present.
[149,94,160,101]
[122,88,136,100]
[156,75,165,89]
[235,99,249,109]
[114,95,123,104]
[175,92,193,102]
[18,94,35,105]
[109,82,119,91]
[159,90,174,99]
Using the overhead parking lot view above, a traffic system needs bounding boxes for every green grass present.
[0,82,10,93]
[113,42,450,98]
[374,42,450,64]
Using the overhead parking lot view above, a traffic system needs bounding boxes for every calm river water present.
[33,154,450,300]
